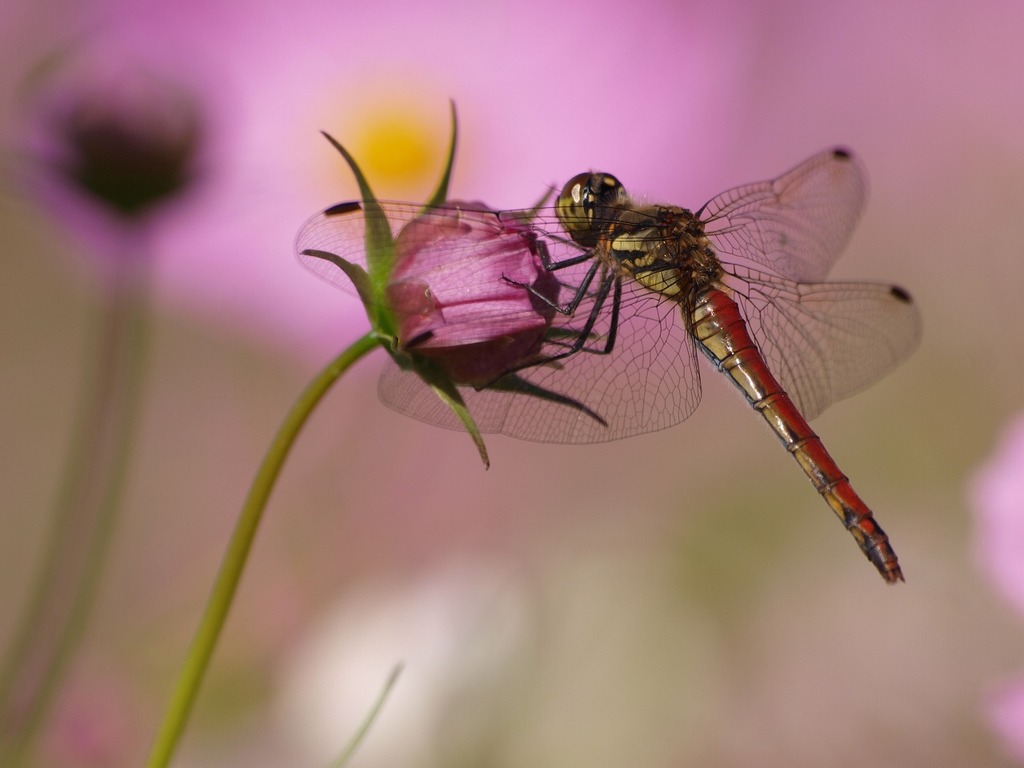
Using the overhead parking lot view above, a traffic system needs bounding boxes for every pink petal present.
[986,675,1024,763]
[972,412,1024,617]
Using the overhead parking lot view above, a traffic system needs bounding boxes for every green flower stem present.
[144,331,381,768]
[328,662,403,768]
[0,246,151,766]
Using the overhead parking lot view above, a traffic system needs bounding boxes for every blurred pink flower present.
[388,203,559,385]
[18,50,204,255]
[11,0,746,353]
[36,66,200,217]
[988,677,1024,765]
[1,43,203,768]
[972,411,1024,762]
[973,413,1024,615]
[37,669,139,768]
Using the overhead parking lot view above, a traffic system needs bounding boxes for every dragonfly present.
[297,148,921,582]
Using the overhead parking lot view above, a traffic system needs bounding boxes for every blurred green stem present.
[328,662,403,768]
[144,331,380,768]
[0,242,152,766]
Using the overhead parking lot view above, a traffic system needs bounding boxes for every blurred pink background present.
[3,0,1024,765]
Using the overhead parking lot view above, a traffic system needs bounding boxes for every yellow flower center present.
[353,106,439,191]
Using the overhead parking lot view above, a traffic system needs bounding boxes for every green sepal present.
[496,187,551,229]
[426,376,490,469]
[489,373,608,427]
[300,249,375,316]
[525,188,553,222]
[423,101,458,210]
[391,350,491,468]
[319,131,397,337]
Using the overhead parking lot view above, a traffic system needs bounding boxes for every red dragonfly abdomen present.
[690,287,903,583]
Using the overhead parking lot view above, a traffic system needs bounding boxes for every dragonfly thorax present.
[557,172,723,299]
[605,204,722,299]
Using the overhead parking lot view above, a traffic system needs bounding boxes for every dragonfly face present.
[555,171,627,248]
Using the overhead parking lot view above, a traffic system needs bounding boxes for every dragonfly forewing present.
[701,148,868,283]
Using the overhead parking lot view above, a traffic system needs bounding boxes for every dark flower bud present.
[28,56,203,219]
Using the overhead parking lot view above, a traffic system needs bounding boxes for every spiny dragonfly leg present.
[501,239,622,362]
[503,239,601,315]
[505,276,620,379]
[480,272,621,394]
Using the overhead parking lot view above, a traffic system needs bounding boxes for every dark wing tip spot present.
[890,285,913,303]
[325,201,362,216]
[831,147,853,161]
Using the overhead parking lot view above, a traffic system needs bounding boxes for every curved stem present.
[328,662,403,768]
[0,246,152,766]
[143,332,381,768]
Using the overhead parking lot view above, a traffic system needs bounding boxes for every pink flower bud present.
[387,203,559,385]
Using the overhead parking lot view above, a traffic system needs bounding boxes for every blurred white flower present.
[277,558,530,767]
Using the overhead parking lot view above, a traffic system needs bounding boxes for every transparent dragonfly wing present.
[296,200,702,444]
[379,275,701,444]
[701,148,868,283]
[296,199,509,294]
[727,268,921,420]
[701,148,919,420]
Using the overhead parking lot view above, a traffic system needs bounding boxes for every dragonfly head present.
[556,171,627,248]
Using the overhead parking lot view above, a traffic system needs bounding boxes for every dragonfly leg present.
[537,275,618,358]
[504,240,603,316]
[479,274,621,391]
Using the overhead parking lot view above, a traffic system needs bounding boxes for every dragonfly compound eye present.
[556,171,626,247]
